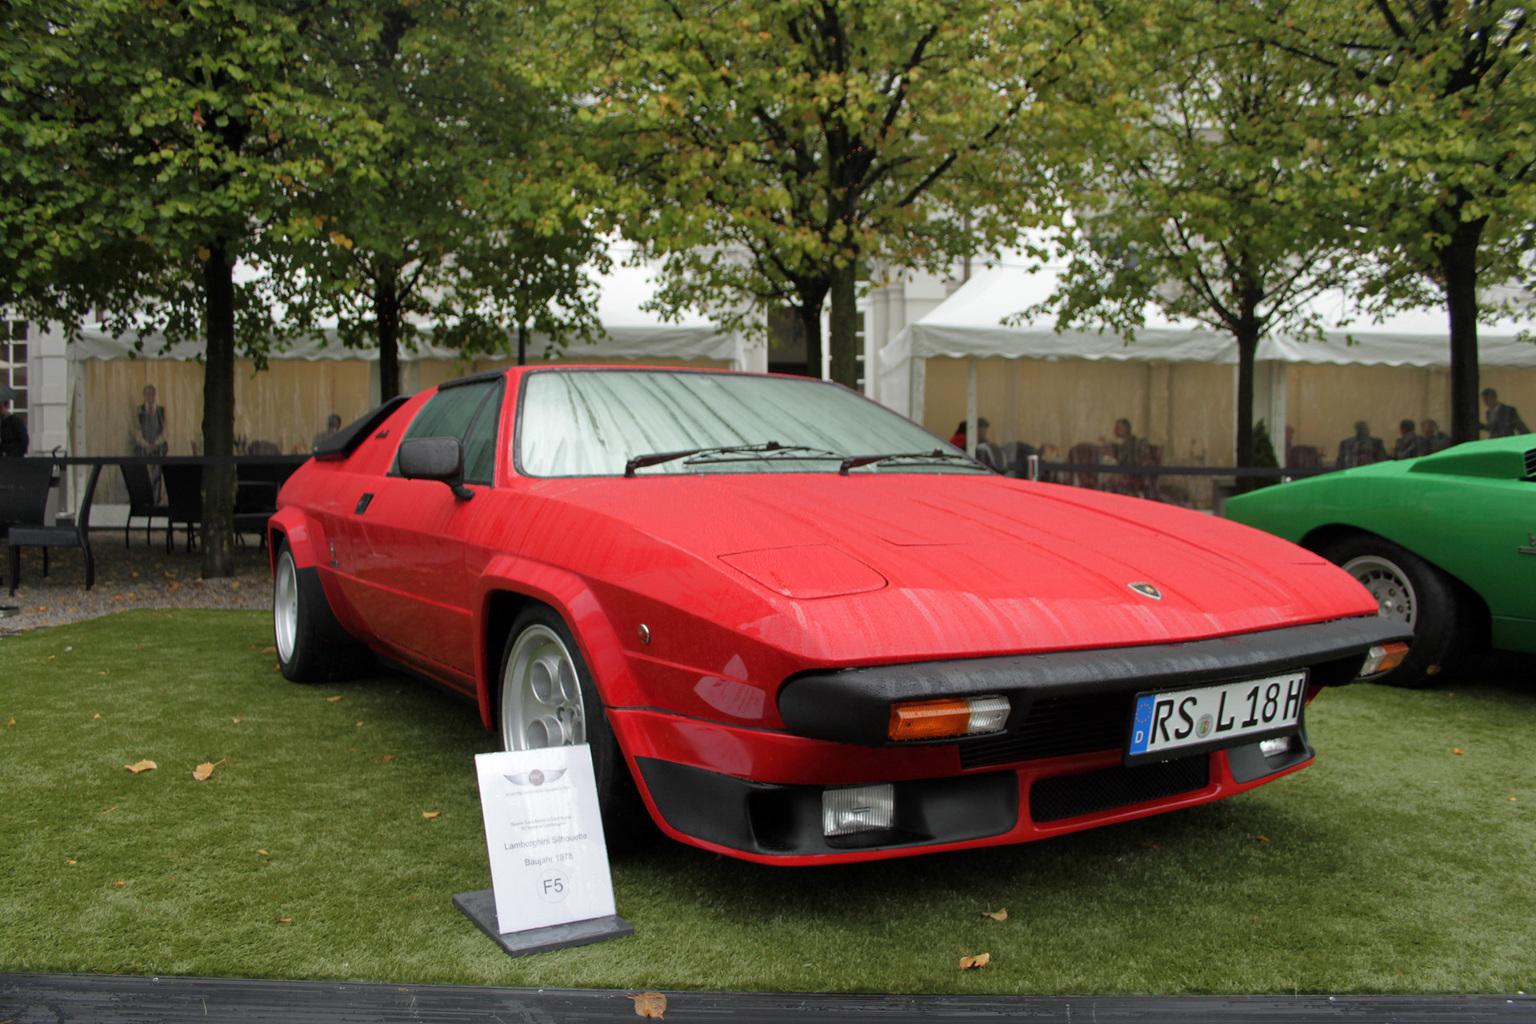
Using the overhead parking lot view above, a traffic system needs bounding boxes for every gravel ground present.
[0,528,272,635]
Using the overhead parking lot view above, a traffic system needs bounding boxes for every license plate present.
[1125,672,1306,764]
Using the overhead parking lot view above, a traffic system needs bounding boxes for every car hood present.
[543,473,1377,664]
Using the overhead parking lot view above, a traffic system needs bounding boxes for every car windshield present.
[517,369,982,478]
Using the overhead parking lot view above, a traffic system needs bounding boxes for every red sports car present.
[269,366,1409,865]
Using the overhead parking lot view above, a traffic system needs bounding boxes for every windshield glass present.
[517,369,974,478]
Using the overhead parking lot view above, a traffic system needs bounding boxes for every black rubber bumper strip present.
[778,616,1412,746]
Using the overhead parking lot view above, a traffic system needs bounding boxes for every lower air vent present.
[1524,447,1536,479]
[1029,755,1210,823]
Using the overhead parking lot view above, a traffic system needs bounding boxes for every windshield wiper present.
[837,450,985,476]
[624,441,840,477]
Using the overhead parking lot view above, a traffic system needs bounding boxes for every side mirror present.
[398,437,474,500]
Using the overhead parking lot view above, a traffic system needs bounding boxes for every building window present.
[2,320,26,430]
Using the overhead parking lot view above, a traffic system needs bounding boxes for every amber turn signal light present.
[1360,642,1410,677]
[888,695,1010,741]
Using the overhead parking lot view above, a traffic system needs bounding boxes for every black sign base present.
[452,889,634,959]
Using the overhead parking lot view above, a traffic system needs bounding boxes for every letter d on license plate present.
[1125,671,1306,765]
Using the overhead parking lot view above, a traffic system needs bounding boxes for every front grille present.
[960,691,1131,769]
[1029,755,1210,823]
[1524,447,1536,478]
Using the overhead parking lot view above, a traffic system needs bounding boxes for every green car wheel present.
[1323,534,1466,688]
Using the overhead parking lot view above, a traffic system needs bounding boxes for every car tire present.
[272,541,361,683]
[498,607,652,849]
[1322,534,1465,688]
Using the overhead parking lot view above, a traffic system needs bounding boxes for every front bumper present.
[777,616,1409,749]
[633,729,1313,863]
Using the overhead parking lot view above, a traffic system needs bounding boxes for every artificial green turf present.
[2,610,1532,994]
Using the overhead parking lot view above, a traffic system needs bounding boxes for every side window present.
[462,389,503,485]
[397,379,503,485]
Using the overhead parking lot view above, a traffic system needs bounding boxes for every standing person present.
[312,413,342,451]
[949,417,999,470]
[0,385,27,456]
[132,384,168,500]
[1393,419,1427,460]
[1420,419,1453,454]
[1480,388,1529,438]
[1335,421,1388,469]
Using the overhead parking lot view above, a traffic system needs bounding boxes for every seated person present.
[1393,418,1427,460]
[1336,421,1387,469]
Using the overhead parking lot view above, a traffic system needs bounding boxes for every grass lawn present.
[2,609,1532,995]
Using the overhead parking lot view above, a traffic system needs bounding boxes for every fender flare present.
[473,554,640,733]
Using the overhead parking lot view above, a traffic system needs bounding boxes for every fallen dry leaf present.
[232,718,243,724]
[93,713,101,719]
[124,759,157,774]
[327,695,343,703]
[355,721,363,727]
[422,810,442,819]
[1257,835,1270,842]
[257,850,270,856]
[959,953,991,971]
[981,909,1008,922]
[192,760,226,782]
[112,881,126,887]
[631,992,667,1018]
[262,646,275,653]
[6,718,14,727]
[274,917,293,924]
[382,755,394,762]
[99,806,117,815]
[1453,748,1466,755]
[65,859,77,865]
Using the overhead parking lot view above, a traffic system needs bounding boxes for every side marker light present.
[1359,642,1410,677]
[889,695,1010,741]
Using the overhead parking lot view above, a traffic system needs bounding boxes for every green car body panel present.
[1226,437,1536,655]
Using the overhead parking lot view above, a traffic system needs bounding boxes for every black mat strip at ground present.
[3,973,1533,1024]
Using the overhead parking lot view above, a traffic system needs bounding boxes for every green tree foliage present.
[561,0,1119,386]
[1,0,384,576]
[1259,0,1536,443]
[266,2,608,398]
[1042,4,1376,472]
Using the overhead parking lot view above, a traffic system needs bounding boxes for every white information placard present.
[474,745,618,935]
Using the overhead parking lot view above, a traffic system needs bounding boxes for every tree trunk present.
[1439,216,1485,446]
[798,301,825,380]
[1233,327,1260,493]
[376,264,401,401]
[828,261,859,389]
[200,241,237,578]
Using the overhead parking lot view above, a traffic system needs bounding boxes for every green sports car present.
[1226,436,1535,687]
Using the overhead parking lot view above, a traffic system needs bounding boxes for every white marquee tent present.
[876,264,1536,476]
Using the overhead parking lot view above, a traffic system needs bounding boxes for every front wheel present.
[498,607,651,848]
[1323,534,1465,688]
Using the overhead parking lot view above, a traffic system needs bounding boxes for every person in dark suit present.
[1393,419,1427,459]
[1336,421,1388,468]
[1481,389,1528,438]
[1420,419,1453,454]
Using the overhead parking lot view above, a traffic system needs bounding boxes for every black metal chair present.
[161,462,202,553]
[5,461,101,597]
[120,462,171,547]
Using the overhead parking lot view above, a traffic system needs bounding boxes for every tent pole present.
[967,358,978,457]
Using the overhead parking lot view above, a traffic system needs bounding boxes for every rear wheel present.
[1323,534,1465,688]
[498,607,651,848]
[273,542,361,682]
